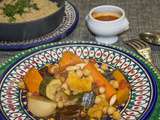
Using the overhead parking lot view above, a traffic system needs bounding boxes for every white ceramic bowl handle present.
[122,18,129,31]
[85,15,89,22]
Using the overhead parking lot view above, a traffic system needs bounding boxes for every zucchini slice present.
[39,78,62,101]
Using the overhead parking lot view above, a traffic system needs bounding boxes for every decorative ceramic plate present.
[0,41,159,120]
[0,2,78,50]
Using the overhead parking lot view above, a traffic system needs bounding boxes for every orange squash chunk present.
[59,51,83,70]
[112,70,127,83]
[24,67,43,93]
[67,71,92,92]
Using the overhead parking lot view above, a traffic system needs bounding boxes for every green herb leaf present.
[30,3,39,10]
[3,0,39,22]
[3,4,16,17]
[9,16,16,23]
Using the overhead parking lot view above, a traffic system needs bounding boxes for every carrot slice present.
[24,67,43,93]
[85,63,116,99]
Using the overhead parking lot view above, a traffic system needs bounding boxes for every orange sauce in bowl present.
[92,12,120,21]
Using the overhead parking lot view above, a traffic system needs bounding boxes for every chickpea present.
[27,92,32,97]
[49,118,55,120]
[66,66,79,71]
[64,89,71,95]
[90,118,96,120]
[83,68,91,76]
[112,111,121,120]
[48,64,59,74]
[95,96,102,104]
[94,63,99,69]
[18,81,25,89]
[98,68,105,74]
[107,106,116,115]
[100,94,106,99]
[110,80,119,89]
[58,101,64,108]
[109,95,117,106]
[72,90,80,95]
[62,83,68,90]
[101,63,108,70]
[102,107,108,114]
[76,63,87,69]
[76,69,83,78]
[66,66,74,71]
[99,87,106,94]
[59,77,65,82]
[0,9,3,14]
[80,111,87,117]
[95,110,102,119]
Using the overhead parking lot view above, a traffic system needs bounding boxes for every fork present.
[125,39,152,63]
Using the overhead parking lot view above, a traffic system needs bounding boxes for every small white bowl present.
[85,5,129,45]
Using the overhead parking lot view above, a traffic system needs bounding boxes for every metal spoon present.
[139,32,160,45]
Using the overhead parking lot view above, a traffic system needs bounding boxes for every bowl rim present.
[88,5,126,23]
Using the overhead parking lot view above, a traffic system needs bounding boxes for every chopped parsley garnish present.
[3,0,39,23]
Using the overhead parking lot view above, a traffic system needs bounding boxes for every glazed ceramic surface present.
[0,42,158,120]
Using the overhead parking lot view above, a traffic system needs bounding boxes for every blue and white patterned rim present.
[0,1,79,50]
[0,41,158,120]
